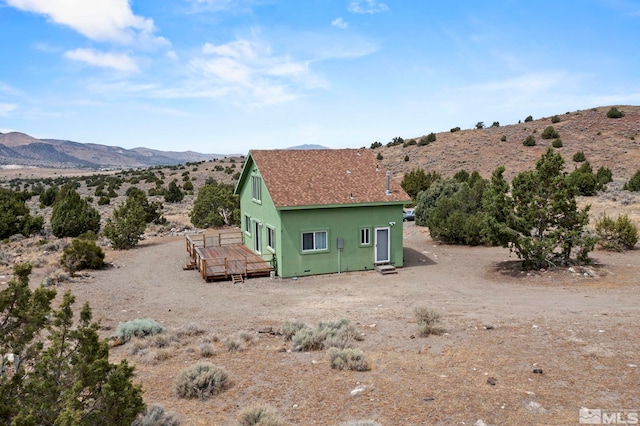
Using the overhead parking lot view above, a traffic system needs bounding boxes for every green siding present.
[278,205,404,277]
[235,153,407,278]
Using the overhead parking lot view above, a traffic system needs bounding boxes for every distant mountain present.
[0,132,223,169]
[287,144,329,150]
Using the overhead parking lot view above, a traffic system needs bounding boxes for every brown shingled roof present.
[249,149,410,208]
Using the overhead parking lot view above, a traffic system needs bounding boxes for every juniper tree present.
[0,264,145,424]
[481,147,596,269]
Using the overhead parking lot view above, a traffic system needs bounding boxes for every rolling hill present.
[376,105,640,182]
[0,132,222,169]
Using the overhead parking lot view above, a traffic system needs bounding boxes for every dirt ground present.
[22,221,636,426]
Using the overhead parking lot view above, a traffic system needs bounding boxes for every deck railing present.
[186,230,274,281]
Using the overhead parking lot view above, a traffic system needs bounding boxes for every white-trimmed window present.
[251,176,262,202]
[302,231,327,252]
[267,226,275,250]
[360,227,371,246]
[244,215,251,235]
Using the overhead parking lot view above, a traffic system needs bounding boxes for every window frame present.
[266,226,276,251]
[251,175,262,203]
[301,230,328,252]
[244,214,251,236]
[359,227,371,246]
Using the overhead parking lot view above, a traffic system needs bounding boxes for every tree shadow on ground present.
[403,247,437,267]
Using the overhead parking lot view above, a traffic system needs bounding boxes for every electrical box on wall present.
[337,238,344,249]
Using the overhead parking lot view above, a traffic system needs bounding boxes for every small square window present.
[251,176,262,202]
[360,228,371,246]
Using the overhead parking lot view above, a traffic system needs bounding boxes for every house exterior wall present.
[235,153,407,278]
[237,164,281,269]
[277,204,405,277]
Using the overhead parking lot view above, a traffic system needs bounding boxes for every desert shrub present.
[113,318,163,343]
[414,306,444,336]
[326,347,370,371]
[500,135,506,142]
[425,132,436,143]
[174,362,230,400]
[623,169,640,192]
[606,106,625,118]
[237,405,284,426]
[541,126,559,139]
[403,138,417,147]
[404,155,409,162]
[60,238,105,274]
[573,151,586,162]
[450,126,461,132]
[199,343,215,358]
[291,319,361,352]
[376,153,383,161]
[595,214,638,251]
[50,187,101,238]
[183,180,194,191]
[223,336,246,352]
[491,121,500,127]
[552,138,563,148]
[280,320,309,340]
[175,322,206,338]
[551,115,560,123]
[370,141,382,149]
[523,135,536,146]
[133,405,182,426]
[524,115,533,122]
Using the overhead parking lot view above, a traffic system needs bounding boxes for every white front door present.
[375,227,390,263]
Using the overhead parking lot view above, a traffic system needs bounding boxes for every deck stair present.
[375,264,397,275]
[231,274,244,284]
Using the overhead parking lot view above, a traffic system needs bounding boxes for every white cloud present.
[188,37,324,106]
[64,48,139,73]
[0,103,17,116]
[348,0,389,14]
[6,0,166,46]
[331,17,348,29]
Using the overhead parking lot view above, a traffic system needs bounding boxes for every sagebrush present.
[414,306,444,336]
[113,318,163,343]
[174,363,230,400]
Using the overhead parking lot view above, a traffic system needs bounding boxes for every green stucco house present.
[234,149,411,278]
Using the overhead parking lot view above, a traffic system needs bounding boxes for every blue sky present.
[1,0,639,154]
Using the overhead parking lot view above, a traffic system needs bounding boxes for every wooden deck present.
[185,231,274,281]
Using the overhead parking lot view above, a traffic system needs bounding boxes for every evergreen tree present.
[190,181,239,228]
[400,168,441,201]
[164,180,184,203]
[0,188,44,239]
[481,147,596,269]
[50,186,101,238]
[0,264,145,424]
[104,195,148,250]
